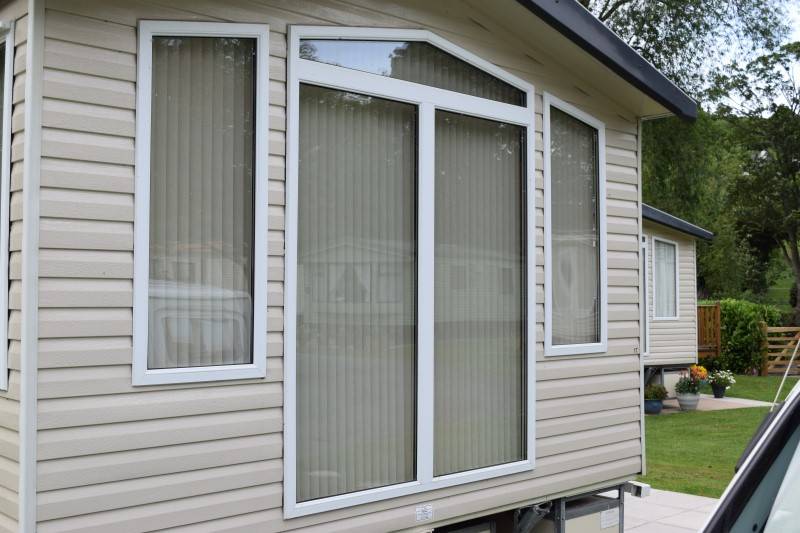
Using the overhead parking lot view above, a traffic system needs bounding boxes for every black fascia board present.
[516,0,698,121]
[643,204,714,241]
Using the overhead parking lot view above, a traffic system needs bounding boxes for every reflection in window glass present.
[655,240,677,318]
[296,84,417,502]
[148,36,256,369]
[434,110,526,476]
[550,107,601,346]
[300,39,525,106]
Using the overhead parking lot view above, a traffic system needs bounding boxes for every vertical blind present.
[296,84,417,502]
[147,36,256,369]
[550,108,601,345]
[434,111,525,476]
[655,240,677,317]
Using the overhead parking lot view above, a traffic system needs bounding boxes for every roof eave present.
[516,0,698,121]
[642,204,714,241]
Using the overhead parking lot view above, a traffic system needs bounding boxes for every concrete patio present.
[660,393,772,414]
[624,488,718,532]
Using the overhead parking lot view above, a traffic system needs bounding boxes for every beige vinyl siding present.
[643,221,698,366]
[35,1,642,530]
[0,2,29,531]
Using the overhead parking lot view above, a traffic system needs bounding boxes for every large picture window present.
[285,27,535,517]
[133,21,269,385]
[0,22,13,391]
[544,93,607,357]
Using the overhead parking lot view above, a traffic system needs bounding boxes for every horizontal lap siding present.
[36,1,641,531]
[644,222,697,365]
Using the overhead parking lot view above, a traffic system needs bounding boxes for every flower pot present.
[711,383,727,398]
[644,399,663,415]
[677,393,700,411]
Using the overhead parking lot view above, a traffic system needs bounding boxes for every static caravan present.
[0,0,696,531]
[641,204,713,391]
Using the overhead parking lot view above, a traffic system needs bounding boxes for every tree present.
[641,111,769,298]
[578,0,791,98]
[724,43,800,317]
[581,0,796,302]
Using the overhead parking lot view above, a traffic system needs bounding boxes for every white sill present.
[285,459,534,518]
[544,342,607,357]
[132,363,265,386]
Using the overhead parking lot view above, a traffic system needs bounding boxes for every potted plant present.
[707,369,736,398]
[644,384,668,414]
[675,364,707,411]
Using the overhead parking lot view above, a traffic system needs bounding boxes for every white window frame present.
[132,20,270,386]
[543,92,608,357]
[641,235,650,356]
[0,22,13,391]
[284,25,536,518]
[652,236,680,320]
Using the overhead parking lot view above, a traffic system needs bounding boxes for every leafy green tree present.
[723,44,800,317]
[581,0,796,302]
[579,0,791,97]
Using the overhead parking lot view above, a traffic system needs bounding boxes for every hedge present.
[716,299,782,374]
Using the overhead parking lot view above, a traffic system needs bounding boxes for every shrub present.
[644,384,668,401]
[718,299,782,373]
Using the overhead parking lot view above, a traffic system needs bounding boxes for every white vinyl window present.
[641,235,650,355]
[285,26,536,517]
[543,93,607,357]
[133,21,269,385]
[653,237,679,320]
[0,22,13,391]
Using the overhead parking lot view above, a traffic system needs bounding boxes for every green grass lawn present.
[764,269,794,314]
[638,407,769,497]
[700,374,799,402]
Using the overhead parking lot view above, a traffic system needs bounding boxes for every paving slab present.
[658,510,715,530]
[623,489,717,532]
[660,394,771,414]
[626,522,695,532]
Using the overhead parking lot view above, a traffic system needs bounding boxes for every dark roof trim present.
[643,204,714,241]
[515,0,698,121]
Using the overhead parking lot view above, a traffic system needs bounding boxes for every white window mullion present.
[295,60,529,126]
[417,102,435,484]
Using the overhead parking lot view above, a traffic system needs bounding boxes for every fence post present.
[760,321,769,376]
[715,302,721,358]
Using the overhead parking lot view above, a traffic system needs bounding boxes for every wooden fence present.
[697,302,721,359]
[762,325,800,376]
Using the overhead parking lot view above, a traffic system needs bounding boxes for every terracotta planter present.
[711,383,726,398]
[677,393,700,411]
[644,399,663,415]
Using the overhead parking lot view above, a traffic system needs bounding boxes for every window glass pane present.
[434,110,525,476]
[641,240,648,352]
[655,240,677,317]
[0,42,4,147]
[550,108,600,345]
[300,39,525,106]
[148,36,256,369]
[296,84,417,501]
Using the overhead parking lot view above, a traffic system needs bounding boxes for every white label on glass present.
[415,504,434,522]
[600,508,620,528]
